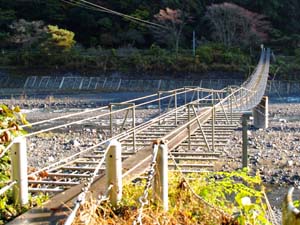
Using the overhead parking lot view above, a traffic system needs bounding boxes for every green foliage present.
[0,9,15,27]
[0,104,27,223]
[0,105,48,224]
[0,0,299,52]
[294,200,300,208]
[196,44,214,64]
[0,43,252,74]
[0,0,300,77]
[189,169,271,225]
[269,54,300,80]
[90,169,271,224]
[196,43,251,71]
[295,48,300,63]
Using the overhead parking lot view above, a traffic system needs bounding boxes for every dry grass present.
[72,174,239,225]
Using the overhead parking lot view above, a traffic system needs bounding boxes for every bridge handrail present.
[1,47,271,203]
[21,48,271,175]
[0,87,200,159]
[0,180,17,196]
[27,94,213,177]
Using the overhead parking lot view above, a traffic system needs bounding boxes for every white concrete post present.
[253,96,269,129]
[153,143,168,211]
[59,77,65,89]
[78,78,84,90]
[116,79,122,91]
[10,137,28,206]
[157,79,162,90]
[105,140,122,207]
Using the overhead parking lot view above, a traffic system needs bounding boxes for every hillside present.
[0,1,300,79]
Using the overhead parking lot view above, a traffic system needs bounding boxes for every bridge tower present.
[253,96,269,129]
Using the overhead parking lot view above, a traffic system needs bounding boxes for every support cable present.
[63,142,111,225]
[62,0,167,30]
[168,150,232,219]
[133,142,159,225]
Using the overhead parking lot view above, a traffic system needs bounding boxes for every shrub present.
[196,43,250,67]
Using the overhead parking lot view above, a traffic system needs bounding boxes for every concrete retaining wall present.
[0,75,300,96]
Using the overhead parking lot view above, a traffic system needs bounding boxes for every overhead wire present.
[61,0,168,30]
[61,0,107,13]
[75,0,167,29]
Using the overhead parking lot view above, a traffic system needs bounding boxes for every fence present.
[22,76,243,92]
[1,74,299,97]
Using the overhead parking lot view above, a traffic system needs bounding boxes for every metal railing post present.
[230,89,233,123]
[158,92,161,125]
[132,104,136,152]
[11,137,28,206]
[158,92,161,115]
[226,87,230,112]
[188,104,191,151]
[211,93,215,151]
[197,88,200,110]
[240,89,244,109]
[184,87,187,105]
[242,112,251,168]
[109,104,113,137]
[174,91,177,125]
[106,140,122,207]
[153,142,168,211]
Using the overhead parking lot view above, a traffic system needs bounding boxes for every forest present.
[0,0,300,79]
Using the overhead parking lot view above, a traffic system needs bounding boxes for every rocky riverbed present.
[2,93,300,223]
[23,107,159,168]
[218,103,300,223]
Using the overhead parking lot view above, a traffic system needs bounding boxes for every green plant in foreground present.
[0,104,48,224]
[190,169,271,225]
[74,169,271,225]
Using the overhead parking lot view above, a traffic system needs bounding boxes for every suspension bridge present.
[2,48,271,224]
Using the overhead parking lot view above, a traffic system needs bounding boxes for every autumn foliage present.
[47,25,76,51]
[153,8,191,53]
[205,2,271,48]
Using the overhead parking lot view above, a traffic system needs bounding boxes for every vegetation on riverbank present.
[0,43,252,75]
[0,105,48,224]
[73,170,272,225]
[1,1,300,79]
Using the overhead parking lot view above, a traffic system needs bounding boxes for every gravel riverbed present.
[219,103,300,223]
[2,94,300,223]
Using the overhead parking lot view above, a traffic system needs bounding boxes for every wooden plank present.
[170,152,221,156]
[168,163,214,168]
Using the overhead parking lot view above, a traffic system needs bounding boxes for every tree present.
[153,7,191,53]
[47,25,75,51]
[8,19,47,48]
[204,2,270,48]
[0,9,16,46]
